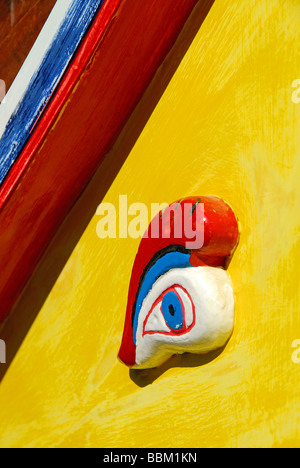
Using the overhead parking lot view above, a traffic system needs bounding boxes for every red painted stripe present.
[0,0,199,323]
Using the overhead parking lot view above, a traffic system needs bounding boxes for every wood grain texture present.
[0,0,56,91]
[0,0,299,448]
[0,0,200,323]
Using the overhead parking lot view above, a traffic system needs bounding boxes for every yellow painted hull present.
[0,0,299,448]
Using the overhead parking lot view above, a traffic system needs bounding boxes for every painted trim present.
[0,0,105,184]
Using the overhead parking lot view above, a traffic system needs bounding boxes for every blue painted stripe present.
[133,251,191,344]
[0,0,106,185]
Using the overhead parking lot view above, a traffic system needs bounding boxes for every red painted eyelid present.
[142,284,196,337]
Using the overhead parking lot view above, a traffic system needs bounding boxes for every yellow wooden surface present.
[0,0,300,448]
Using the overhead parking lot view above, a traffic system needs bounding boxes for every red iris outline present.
[142,284,196,337]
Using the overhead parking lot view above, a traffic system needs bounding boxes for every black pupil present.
[168,304,175,316]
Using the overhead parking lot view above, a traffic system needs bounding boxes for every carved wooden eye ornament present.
[118,196,240,369]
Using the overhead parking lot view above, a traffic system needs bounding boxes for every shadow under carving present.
[130,344,227,387]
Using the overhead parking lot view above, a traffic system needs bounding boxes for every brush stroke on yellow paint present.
[0,0,300,448]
